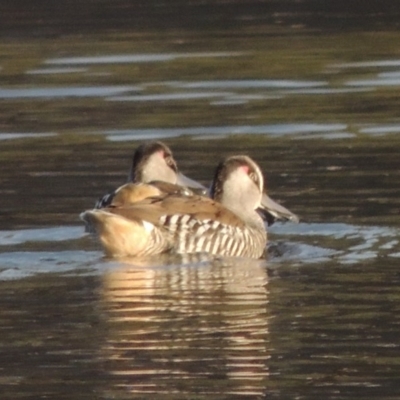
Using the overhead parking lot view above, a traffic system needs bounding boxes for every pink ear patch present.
[240,165,250,173]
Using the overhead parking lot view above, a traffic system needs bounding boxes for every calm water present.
[1,2,400,399]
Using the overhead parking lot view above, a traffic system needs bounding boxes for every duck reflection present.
[99,254,270,399]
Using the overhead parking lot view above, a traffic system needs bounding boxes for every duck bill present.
[259,192,299,225]
[176,172,208,193]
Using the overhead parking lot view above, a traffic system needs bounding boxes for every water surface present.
[1,3,400,399]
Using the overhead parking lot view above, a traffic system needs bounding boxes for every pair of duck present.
[81,141,298,259]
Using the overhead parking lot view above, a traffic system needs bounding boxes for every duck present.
[95,141,206,208]
[80,155,269,259]
[95,140,298,225]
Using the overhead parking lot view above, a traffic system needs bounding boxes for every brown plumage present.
[96,141,206,209]
[98,181,194,208]
[81,155,268,259]
[95,140,298,225]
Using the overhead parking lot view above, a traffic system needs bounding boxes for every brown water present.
[1,2,400,399]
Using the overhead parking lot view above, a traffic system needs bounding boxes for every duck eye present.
[165,156,176,169]
[248,171,257,182]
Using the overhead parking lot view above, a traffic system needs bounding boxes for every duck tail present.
[80,209,158,258]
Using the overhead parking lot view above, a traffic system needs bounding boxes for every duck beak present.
[176,172,208,195]
[258,192,299,226]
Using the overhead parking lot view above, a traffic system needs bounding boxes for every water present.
[1,1,400,399]
[104,123,348,141]
[0,86,139,100]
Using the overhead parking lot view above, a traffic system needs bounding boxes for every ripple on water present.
[105,78,374,108]
[333,60,400,68]
[0,226,99,280]
[284,87,372,95]
[0,86,139,99]
[26,67,88,75]
[44,52,245,65]
[0,226,86,246]
[378,70,400,79]
[346,78,400,87]
[167,79,327,89]
[104,123,348,141]
[0,133,57,141]
[268,241,339,263]
[0,220,398,282]
[0,250,101,280]
[270,222,400,264]
[328,59,400,88]
[359,124,400,135]
[100,256,270,398]
[108,91,234,102]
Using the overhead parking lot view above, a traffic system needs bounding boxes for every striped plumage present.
[81,155,268,259]
[158,212,266,258]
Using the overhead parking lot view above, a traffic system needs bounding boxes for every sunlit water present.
[1,222,399,280]
[1,4,400,399]
[1,220,400,399]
